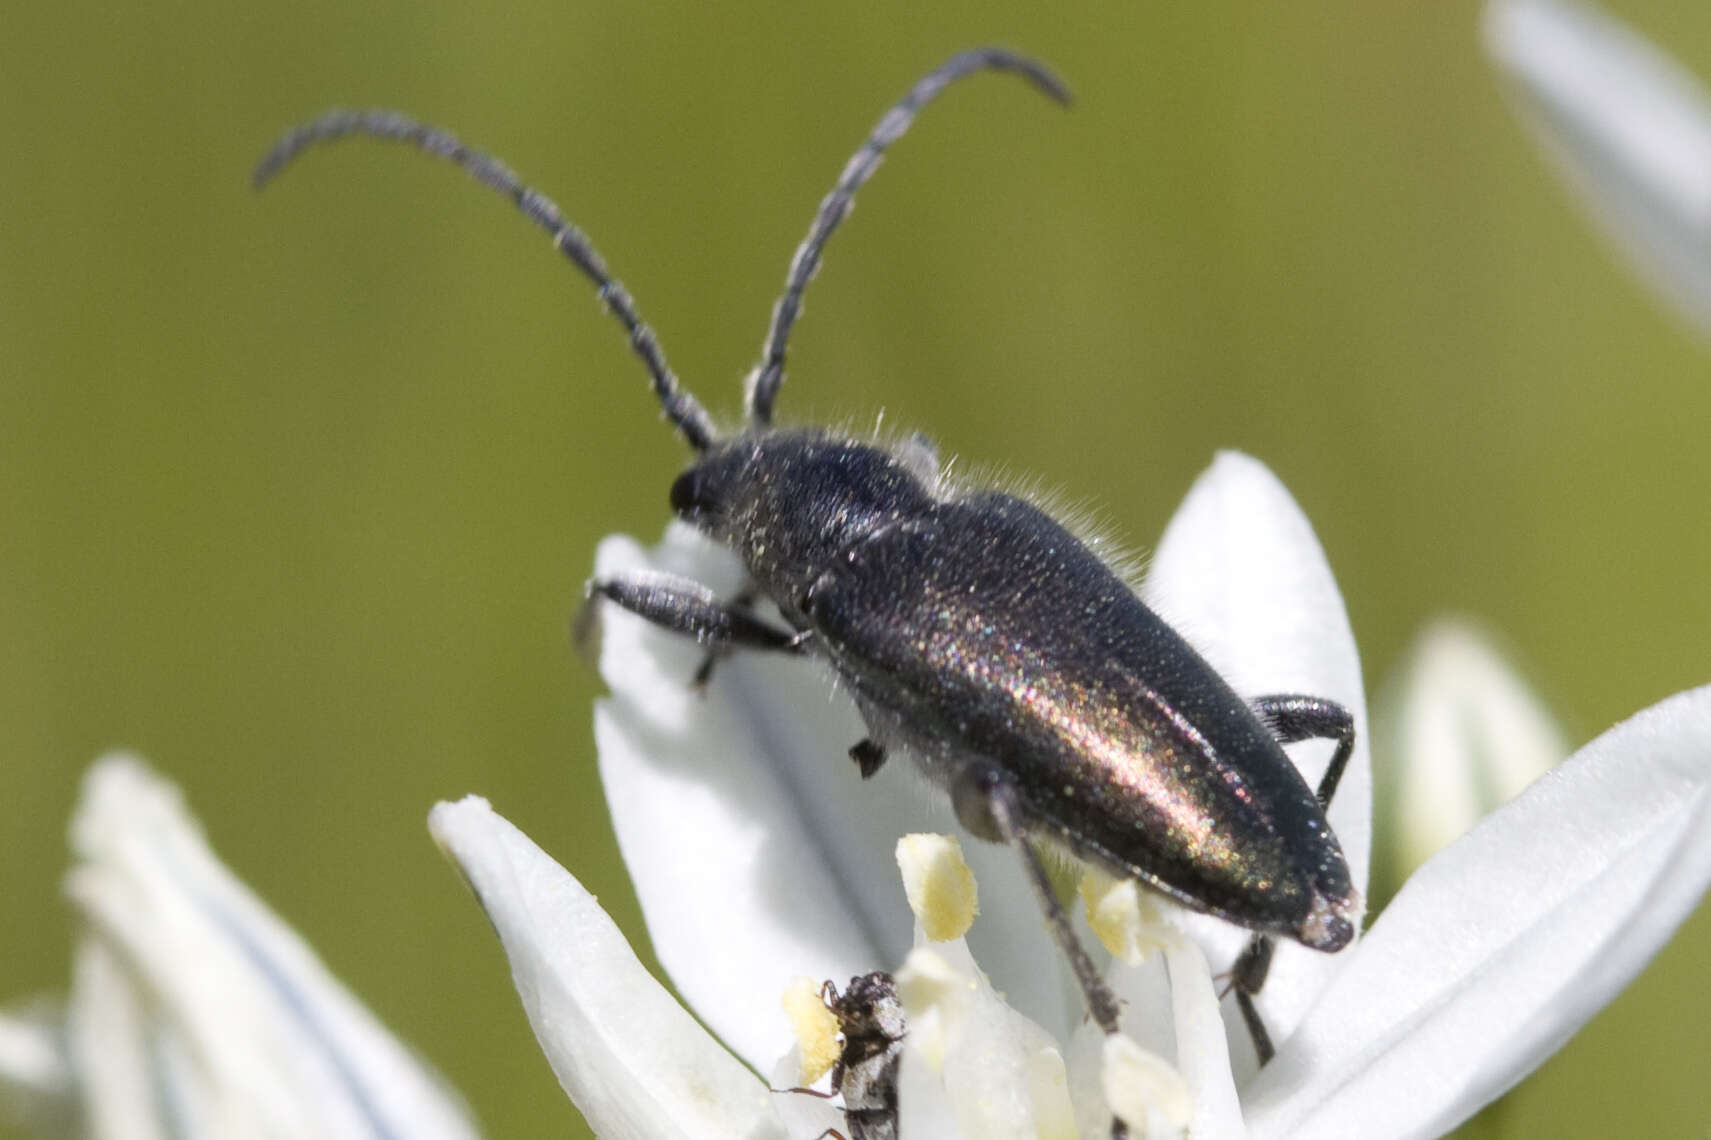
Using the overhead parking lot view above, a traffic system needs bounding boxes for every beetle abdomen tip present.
[1299,889,1361,952]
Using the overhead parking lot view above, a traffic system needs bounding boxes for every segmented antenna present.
[745,47,1071,427]
[253,110,717,453]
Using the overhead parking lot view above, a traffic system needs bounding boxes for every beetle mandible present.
[255,46,1361,1068]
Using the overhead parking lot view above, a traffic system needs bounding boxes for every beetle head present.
[670,430,936,600]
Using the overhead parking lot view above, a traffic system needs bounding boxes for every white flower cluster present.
[0,757,480,1140]
[5,449,1709,1140]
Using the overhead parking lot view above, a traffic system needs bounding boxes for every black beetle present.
[256,46,1360,1071]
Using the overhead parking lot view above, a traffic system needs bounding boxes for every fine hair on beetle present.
[257,46,1362,1109]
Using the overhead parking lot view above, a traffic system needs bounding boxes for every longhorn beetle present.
[256,47,1360,1074]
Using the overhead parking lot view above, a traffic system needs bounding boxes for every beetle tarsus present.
[849,738,887,779]
[1230,933,1278,1062]
[1236,988,1276,1067]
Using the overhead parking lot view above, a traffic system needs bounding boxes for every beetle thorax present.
[670,430,936,602]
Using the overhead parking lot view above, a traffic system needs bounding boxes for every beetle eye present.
[669,469,703,516]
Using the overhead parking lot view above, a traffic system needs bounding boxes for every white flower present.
[430,798,802,1140]
[526,449,1711,1139]
[1486,0,1711,334]
[1373,617,1568,886]
[426,794,1202,1140]
[589,451,1366,1081]
[0,756,481,1140]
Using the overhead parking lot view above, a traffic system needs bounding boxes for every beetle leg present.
[1248,694,1356,808]
[848,738,887,778]
[690,583,764,686]
[586,572,803,686]
[975,769,1123,1035]
[978,772,1132,1140]
[1229,936,1277,1065]
[1234,694,1357,1065]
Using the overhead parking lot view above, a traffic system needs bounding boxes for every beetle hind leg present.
[1249,693,1356,808]
[1234,694,1358,1066]
[1230,936,1278,1065]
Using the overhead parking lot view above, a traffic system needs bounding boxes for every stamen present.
[1101,1034,1193,1135]
[1079,866,1173,965]
[780,977,840,1085]
[895,833,979,942]
[893,947,969,1071]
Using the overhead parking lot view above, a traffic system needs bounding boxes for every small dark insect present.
[255,47,1359,1078]
[786,972,907,1140]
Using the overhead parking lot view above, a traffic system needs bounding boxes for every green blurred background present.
[4,0,1708,1136]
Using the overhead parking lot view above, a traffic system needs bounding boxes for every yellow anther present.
[896,833,979,942]
[1079,865,1170,965]
[781,976,841,1085]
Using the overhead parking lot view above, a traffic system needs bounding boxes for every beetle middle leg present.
[585,571,807,672]
[1232,694,1357,1065]
[967,769,1131,1139]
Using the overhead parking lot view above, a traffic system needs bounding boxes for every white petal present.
[764,1051,843,1140]
[1100,1035,1191,1139]
[1104,952,1175,1066]
[67,756,479,1140]
[1243,684,1711,1140]
[1069,952,1231,1140]
[1486,0,1711,334]
[0,1006,78,1139]
[894,942,1072,1140]
[1082,873,1242,1138]
[427,796,786,1140]
[67,937,164,1140]
[593,525,1073,1066]
[1141,453,1371,1056]
[1159,938,1244,1140]
[897,1043,966,1140]
[1378,618,1567,880]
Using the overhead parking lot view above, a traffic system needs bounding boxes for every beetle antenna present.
[745,47,1070,427]
[253,110,718,454]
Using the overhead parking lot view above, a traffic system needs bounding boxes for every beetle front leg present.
[687,583,766,686]
[1233,693,1358,1065]
[584,571,806,678]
